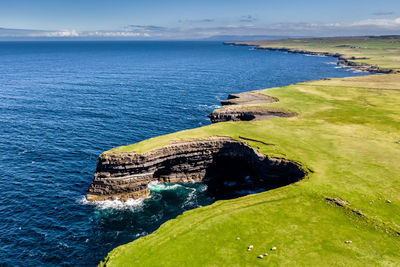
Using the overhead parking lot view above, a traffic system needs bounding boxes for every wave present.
[198,104,221,110]
[148,181,183,192]
[182,187,197,207]
[78,196,145,210]
[304,54,327,57]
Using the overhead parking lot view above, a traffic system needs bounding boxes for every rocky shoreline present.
[223,42,393,74]
[88,41,379,202]
[87,137,306,201]
[88,89,301,201]
[208,91,295,123]
[87,41,386,202]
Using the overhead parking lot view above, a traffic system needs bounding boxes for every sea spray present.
[78,196,145,211]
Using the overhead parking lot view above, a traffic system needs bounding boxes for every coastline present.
[93,37,400,266]
[223,41,392,74]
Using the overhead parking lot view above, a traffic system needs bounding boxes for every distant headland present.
[90,36,400,266]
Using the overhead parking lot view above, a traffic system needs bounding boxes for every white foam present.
[200,184,208,192]
[304,54,327,57]
[78,196,145,210]
[183,187,197,206]
[198,104,220,110]
[148,181,183,192]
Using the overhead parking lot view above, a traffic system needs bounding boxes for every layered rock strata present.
[87,137,305,201]
[208,91,295,123]
[208,108,294,123]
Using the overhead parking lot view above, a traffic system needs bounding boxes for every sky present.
[0,0,399,40]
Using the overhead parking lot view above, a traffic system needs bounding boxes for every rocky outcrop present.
[208,108,294,123]
[87,137,306,201]
[220,92,277,106]
[208,91,295,123]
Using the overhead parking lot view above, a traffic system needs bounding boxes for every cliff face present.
[87,137,305,201]
[208,108,294,123]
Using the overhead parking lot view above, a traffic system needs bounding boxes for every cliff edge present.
[87,137,305,201]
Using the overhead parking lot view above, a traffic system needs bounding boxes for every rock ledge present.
[208,91,295,123]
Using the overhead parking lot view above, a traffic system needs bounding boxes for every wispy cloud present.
[126,25,167,31]
[371,11,395,16]
[343,17,400,27]
[178,18,215,24]
[239,15,257,23]
[1,17,400,40]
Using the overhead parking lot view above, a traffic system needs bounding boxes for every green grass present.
[99,38,400,266]
[236,36,400,73]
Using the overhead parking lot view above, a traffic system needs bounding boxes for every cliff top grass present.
[100,38,400,266]
[234,36,400,73]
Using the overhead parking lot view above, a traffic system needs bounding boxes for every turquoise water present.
[0,41,367,266]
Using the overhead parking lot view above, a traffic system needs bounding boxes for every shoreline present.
[93,37,400,266]
[223,41,395,74]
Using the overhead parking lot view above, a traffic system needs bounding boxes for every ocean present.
[0,41,367,266]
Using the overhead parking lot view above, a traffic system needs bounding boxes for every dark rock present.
[208,91,294,123]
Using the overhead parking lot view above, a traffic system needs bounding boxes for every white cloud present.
[350,17,400,27]
[29,29,80,37]
[85,31,149,37]
[1,17,400,40]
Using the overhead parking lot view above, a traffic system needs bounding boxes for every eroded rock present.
[208,91,295,123]
[208,108,295,123]
[87,137,305,202]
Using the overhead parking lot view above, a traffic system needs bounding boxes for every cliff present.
[224,37,398,74]
[97,37,400,266]
[87,137,305,201]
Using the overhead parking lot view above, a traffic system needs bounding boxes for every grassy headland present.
[230,36,400,73]
[100,37,400,266]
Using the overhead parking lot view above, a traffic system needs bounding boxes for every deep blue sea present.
[0,41,367,266]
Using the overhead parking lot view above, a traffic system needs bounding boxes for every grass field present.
[234,36,400,73]
[100,37,400,266]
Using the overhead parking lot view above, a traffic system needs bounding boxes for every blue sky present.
[0,0,399,39]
